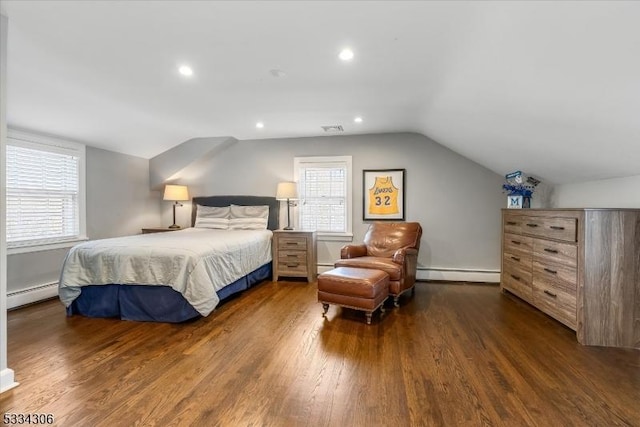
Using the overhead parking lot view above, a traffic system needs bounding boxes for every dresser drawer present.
[521,217,577,242]
[502,259,533,302]
[532,280,577,329]
[503,215,528,235]
[277,237,307,250]
[503,251,531,271]
[504,233,533,259]
[532,260,577,292]
[533,240,577,268]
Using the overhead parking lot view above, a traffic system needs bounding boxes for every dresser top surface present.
[502,208,640,212]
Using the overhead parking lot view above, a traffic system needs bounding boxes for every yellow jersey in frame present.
[368,176,399,215]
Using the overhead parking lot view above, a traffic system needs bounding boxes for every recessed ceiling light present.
[178,65,193,77]
[354,116,363,123]
[269,69,287,78]
[339,48,354,61]
[256,122,265,129]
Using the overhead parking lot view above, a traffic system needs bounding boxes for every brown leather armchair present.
[335,222,422,306]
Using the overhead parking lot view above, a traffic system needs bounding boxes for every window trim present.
[293,155,353,242]
[6,128,87,254]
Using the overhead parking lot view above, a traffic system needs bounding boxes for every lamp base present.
[283,226,293,230]
[168,224,181,229]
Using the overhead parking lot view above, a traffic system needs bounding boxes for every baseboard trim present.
[7,282,58,310]
[417,267,500,283]
[0,368,18,393]
[317,264,500,283]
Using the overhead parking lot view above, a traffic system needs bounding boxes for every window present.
[294,156,352,240]
[6,130,86,253]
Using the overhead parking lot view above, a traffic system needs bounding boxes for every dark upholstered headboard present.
[191,195,280,230]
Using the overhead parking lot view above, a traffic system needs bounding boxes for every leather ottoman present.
[317,267,390,324]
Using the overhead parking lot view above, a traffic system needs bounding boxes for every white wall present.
[149,136,237,190]
[85,147,161,239]
[1,13,18,393]
[173,132,505,280]
[552,174,640,208]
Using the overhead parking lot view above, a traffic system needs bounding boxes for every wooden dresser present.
[272,230,317,283]
[501,209,640,349]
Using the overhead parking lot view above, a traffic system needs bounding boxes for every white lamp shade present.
[276,182,298,200]
[163,184,189,201]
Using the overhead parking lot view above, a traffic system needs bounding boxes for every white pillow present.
[197,205,230,218]
[229,217,268,230]
[194,217,230,229]
[229,205,269,230]
[194,205,231,229]
[230,204,269,220]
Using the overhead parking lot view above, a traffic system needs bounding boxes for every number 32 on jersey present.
[368,176,399,215]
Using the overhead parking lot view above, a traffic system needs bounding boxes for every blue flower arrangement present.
[502,183,534,197]
[502,171,539,197]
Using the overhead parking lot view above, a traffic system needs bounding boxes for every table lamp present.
[163,184,189,229]
[276,182,298,230]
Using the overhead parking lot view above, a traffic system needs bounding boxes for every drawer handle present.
[511,240,521,245]
[506,221,517,225]
[285,242,298,245]
[543,248,558,254]
[510,256,520,262]
[544,289,557,298]
[526,223,538,228]
[286,263,300,267]
[510,274,521,281]
[549,226,565,230]
[286,254,298,257]
[543,268,557,275]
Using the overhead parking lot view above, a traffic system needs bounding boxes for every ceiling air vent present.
[321,125,344,132]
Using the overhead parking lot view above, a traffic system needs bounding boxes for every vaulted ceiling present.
[2,1,639,184]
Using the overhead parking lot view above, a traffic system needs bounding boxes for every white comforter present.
[58,228,273,316]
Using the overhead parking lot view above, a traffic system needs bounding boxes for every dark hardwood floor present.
[2,281,639,426]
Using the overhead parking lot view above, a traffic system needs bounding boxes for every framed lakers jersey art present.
[363,169,406,221]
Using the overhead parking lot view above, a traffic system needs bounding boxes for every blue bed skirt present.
[66,262,272,322]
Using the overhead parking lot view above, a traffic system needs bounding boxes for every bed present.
[59,195,279,322]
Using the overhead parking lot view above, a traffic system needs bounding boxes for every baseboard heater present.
[317,264,500,283]
[7,282,58,310]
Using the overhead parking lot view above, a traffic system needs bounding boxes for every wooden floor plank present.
[2,281,639,426]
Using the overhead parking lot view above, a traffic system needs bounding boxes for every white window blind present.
[295,156,352,239]
[6,131,85,249]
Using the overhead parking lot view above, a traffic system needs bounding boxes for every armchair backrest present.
[363,222,422,258]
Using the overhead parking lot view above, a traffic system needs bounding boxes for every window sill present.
[7,237,89,255]
[317,232,353,242]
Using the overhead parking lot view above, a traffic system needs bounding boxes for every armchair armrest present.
[340,244,367,259]
[392,247,418,265]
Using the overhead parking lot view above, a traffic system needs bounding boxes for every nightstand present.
[141,227,180,234]
[272,230,317,282]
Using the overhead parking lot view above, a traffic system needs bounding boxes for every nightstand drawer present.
[278,237,307,250]
[278,251,308,264]
[277,262,308,276]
